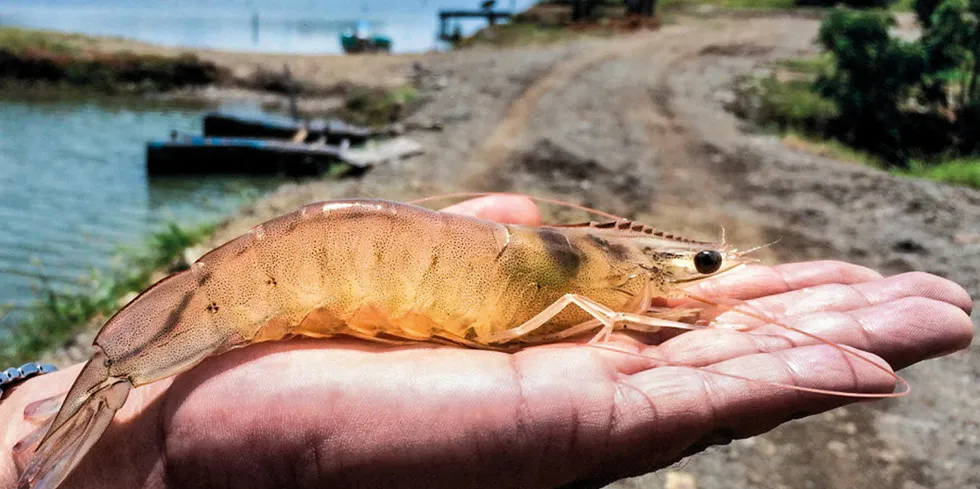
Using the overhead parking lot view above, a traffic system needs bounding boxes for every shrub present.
[815,9,925,165]
[914,0,943,26]
[900,158,980,189]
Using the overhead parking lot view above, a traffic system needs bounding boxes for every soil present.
[43,12,980,489]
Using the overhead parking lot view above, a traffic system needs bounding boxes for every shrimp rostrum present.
[16,197,902,489]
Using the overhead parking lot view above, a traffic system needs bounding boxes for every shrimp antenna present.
[409,192,628,221]
[738,237,782,256]
[674,292,911,398]
[586,343,909,399]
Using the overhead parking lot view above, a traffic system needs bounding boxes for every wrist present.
[0,365,81,488]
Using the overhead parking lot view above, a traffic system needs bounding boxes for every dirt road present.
[171,13,980,489]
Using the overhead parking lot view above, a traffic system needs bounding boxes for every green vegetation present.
[899,159,980,188]
[0,221,216,365]
[730,75,838,133]
[0,27,80,55]
[891,0,916,11]
[780,131,885,166]
[341,85,420,126]
[814,9,928,163]
[0,26,226,93]
[774,54,833,75]
[730,3,980,190]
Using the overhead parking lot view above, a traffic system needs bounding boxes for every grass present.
[779,133,980,190]
[898,158,980,189]
[0,221,216,365]
[774,54,833,76]
[0,26,90,55]
[728,72,838,134]
[734,55,980,191]
[758,78,838,128]
[781,131,886,166]
[889,0,915,11]
[341,85,420,127]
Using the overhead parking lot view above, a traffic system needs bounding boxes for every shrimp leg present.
[486,294,698,344]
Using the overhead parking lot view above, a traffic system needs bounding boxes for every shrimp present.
[14,196,903,489]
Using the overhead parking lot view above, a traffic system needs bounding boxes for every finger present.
[712,270,975,328]
[603,345,895,475]
[656,296,974,370]
[693,261,884,301]
[440,195,542,225]
[23,394,62,423]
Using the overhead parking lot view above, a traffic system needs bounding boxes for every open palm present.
[1,195,973,489]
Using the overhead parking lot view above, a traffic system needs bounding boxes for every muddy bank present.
[0,48,224,93]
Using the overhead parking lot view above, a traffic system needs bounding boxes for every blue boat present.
[146,136,366,177]
[340,20,392,54]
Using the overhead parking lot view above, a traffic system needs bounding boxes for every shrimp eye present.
[694,250,722,274]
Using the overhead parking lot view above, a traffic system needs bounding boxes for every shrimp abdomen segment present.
[212,200,511,342]
[95,266,242,385]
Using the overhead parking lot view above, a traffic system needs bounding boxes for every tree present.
[570,0,596,21]
[815,9,925,164]
[625,0,656,15]
[920,0,980,107]
[918,0,980,153]
[913,0,943,27]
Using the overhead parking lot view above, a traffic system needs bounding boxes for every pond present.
[0,97,285,325]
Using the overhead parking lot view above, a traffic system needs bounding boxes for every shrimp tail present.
[18,349,131,489]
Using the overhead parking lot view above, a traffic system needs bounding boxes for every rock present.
[714,89,736,105]
[826,440,848,457]
[891,238,928,254]
[664,471,697,489]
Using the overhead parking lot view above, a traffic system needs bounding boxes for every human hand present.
[0,195,973,489]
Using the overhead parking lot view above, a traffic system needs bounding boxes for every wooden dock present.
[437,10,514,42]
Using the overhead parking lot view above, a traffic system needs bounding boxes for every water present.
[0,98,284,316]
[0,0,534,54]
[0,0,536,329]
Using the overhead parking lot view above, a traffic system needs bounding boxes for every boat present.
[146,136,366,177]
[203,111,375,145]
[340,20,392,54]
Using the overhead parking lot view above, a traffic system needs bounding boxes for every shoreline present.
[0,25,422,116]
